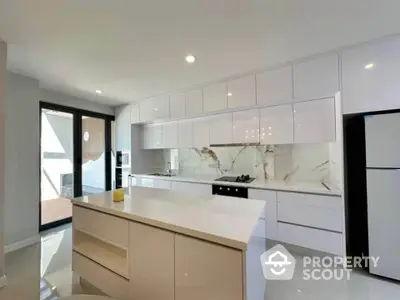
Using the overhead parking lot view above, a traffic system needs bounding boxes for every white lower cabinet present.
[132,178,172,190]
[171,181,211,196]
[278,222,343,256]
[276,191,344,255]
[277,192,343,232]
[248,189,278,240]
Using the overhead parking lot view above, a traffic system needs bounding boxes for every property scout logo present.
[260,244,380,281]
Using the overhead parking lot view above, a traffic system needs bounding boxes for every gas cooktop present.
[215,175,255,184]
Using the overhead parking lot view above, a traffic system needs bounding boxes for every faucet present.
[166,162,172,176]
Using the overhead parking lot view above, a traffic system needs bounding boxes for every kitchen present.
[3,2,400,298]
[111,34,400,298]
[121,51,346,258]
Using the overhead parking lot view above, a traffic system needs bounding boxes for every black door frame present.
[39,102,115,231]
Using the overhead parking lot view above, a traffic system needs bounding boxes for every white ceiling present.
[1,0,400,106]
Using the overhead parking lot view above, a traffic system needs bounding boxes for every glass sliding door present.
[40,102,115,231]
[40,108,74,228]
[81,116,106,195]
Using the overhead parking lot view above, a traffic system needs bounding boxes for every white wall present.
[0,41,6,281]
[4,72,114,248]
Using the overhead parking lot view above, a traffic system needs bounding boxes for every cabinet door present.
[185,89,203,117]
[249,189,278,240]
[170,93,186,118]
[294,53,339,101]
[175,234,243,300]
[342,37,400,114]
[203,82,227,112]
[178,119,193,148]
[130,222,174,300]
[227,75,256,109]
[193,117,210,148]
[259,105,293,145]
[256,65,293,106]
[153,179,172,190]
[152,123,164,148]
[171,181,211,196]
[153,96,170,120]
[130,104,139,124]
[209,113,233,145]
[278,223,343,256]
[139,100,154,122]
[294,98,335,143]
[163,121,178,149]
[233,109,259,144]
[142,124,153,149]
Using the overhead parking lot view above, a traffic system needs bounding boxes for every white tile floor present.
[0,224,399,299]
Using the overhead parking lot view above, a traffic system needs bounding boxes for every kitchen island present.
[71,187,265,300]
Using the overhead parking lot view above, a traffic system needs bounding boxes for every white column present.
[0,40,7,287]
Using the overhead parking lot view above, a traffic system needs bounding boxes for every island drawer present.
[277,222,343,256]
[73,206,129,249]
[72,251,130,300]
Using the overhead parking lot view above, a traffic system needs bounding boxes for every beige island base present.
[71,187,265,300]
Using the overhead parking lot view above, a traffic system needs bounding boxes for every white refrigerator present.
[365,113,400,280]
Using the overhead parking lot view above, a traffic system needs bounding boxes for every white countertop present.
[131,174,341,196]
[71,187,265,250]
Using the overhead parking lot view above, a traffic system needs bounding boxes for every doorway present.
[39,102,114,231]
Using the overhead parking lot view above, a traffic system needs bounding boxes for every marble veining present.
[168,143,337,185]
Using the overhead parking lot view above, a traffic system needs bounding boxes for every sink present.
[149,173,175,177]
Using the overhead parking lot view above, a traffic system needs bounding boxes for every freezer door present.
[365,113,400,168]
[367,169,400,280]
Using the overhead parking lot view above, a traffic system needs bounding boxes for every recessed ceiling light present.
[153,108,159,111]
[95,90,102,94]
[364,63,375,70]
[185,55,196,64]
[227,93,233,97]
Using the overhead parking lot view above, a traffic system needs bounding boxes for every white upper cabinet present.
[209,113,233,145]
[294,54,339,101]
[233,109,259,144]
[185,89,203,117]
[203,82,227,112]
[294,98,335,143]
[178,119,193,149]
[139,100,153,123]
[256,65,293,106]
[152,123,164,149]
[130,104,139,124]
[153,96,170,120]
[193,117,210,148]
[169,93,186,118]
[142,124,160,149]
[163,121,178,149]
[139,96,170,122]
[342,37,400,114]
[227,75,256,109]
[259,104,294,145]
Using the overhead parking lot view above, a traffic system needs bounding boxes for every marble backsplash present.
[166,143,339,185]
